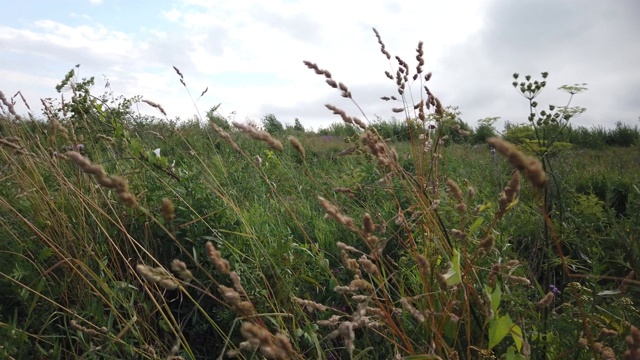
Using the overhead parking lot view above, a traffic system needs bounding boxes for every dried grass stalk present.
[233,121,283,151]
[67,151,137,207]
[488,137,547,189]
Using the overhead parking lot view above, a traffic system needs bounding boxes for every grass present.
[1,29,639,359]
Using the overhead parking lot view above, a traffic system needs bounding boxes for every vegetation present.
[1,29,639,360]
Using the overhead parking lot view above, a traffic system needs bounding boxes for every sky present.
[1,0,639,131]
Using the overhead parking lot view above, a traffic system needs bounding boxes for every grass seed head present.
[240,322,292,360]
[288,136,305,159]
[136,264,179,290]
[67,151,137,207]
[446,179,464,203]
[625,326,640,359]
[362,213,375,236]
[205,241,231,275]
[233,121,284,151]
[293,297,328,312]
[161,197,176,222]
[488,137,547,189]
[170,259,194,282]
[535,291,554,309]
[141,99,167,116]
[358,255,379,276]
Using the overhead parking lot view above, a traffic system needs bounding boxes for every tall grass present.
[1,28,639,359]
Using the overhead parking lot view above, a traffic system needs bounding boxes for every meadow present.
[1,29,639,359]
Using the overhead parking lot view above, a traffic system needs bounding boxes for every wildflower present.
[550,284,561,296]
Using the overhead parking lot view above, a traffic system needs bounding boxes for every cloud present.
[1,0,638,131]
[433,0,640,128]
[69,13,92,20]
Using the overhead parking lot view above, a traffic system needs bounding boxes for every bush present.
[262,113,285,134]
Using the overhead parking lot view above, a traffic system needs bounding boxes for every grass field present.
[1,32,639,360]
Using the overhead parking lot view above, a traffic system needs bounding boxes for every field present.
[1,38,640,359]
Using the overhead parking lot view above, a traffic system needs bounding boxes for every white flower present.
[153,148,161,158]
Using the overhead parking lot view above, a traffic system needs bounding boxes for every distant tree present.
[318,122,359,137]
[293,118,305,132]
[262,113,284,134]
[206,104,231,131]
[504,123,535,145]
[436,106,473,144]
[473,117,499,144]
[606,121,639,147]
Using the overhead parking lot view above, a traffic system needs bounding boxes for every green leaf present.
[443,249,461,286]
[485,284,502,315]
[129,138,142,155]
[489,314,513,349]
[506,197,519,211]
[477,202,493,212]
[329,278,337,291]
[301,275,321,288]
[38,247,55,261]
[114,123,124,139]
[469,217,485,234]
[510,324,523,352]
[597,289,621,296]
[506,346,526,360]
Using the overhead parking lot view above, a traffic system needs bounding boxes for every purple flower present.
[550,284,561,296]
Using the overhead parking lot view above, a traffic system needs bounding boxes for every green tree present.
[262,113,284,134]
[427,106,473,144]
[206,104,231,131]
[293,118,305,132]
[473,117,499,144]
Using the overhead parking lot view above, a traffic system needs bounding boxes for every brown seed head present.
[535,291,554,308]
[372,27,391,60]
[446,179,464,203]
[161,197,175,222]
[416,254,430,279]
[205,241,231,275]
[288,136,305,159]
[488,137,547,189]
[141,99,167,116]
[362,213,375,235]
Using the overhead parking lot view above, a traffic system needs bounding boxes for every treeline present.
[8,103,636,150]
[315,117,640,149]
[209,104,639,149]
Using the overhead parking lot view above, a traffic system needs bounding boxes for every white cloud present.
[1,0,638,130]
[69,13,92,20]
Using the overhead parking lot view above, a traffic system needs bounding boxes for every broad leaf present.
[443,249,461,286]
[510,324,523,352]
[489,314,513,349]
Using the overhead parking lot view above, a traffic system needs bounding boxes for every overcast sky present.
[1,0,639,131]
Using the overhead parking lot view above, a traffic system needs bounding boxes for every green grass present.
[1,30,639,360]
